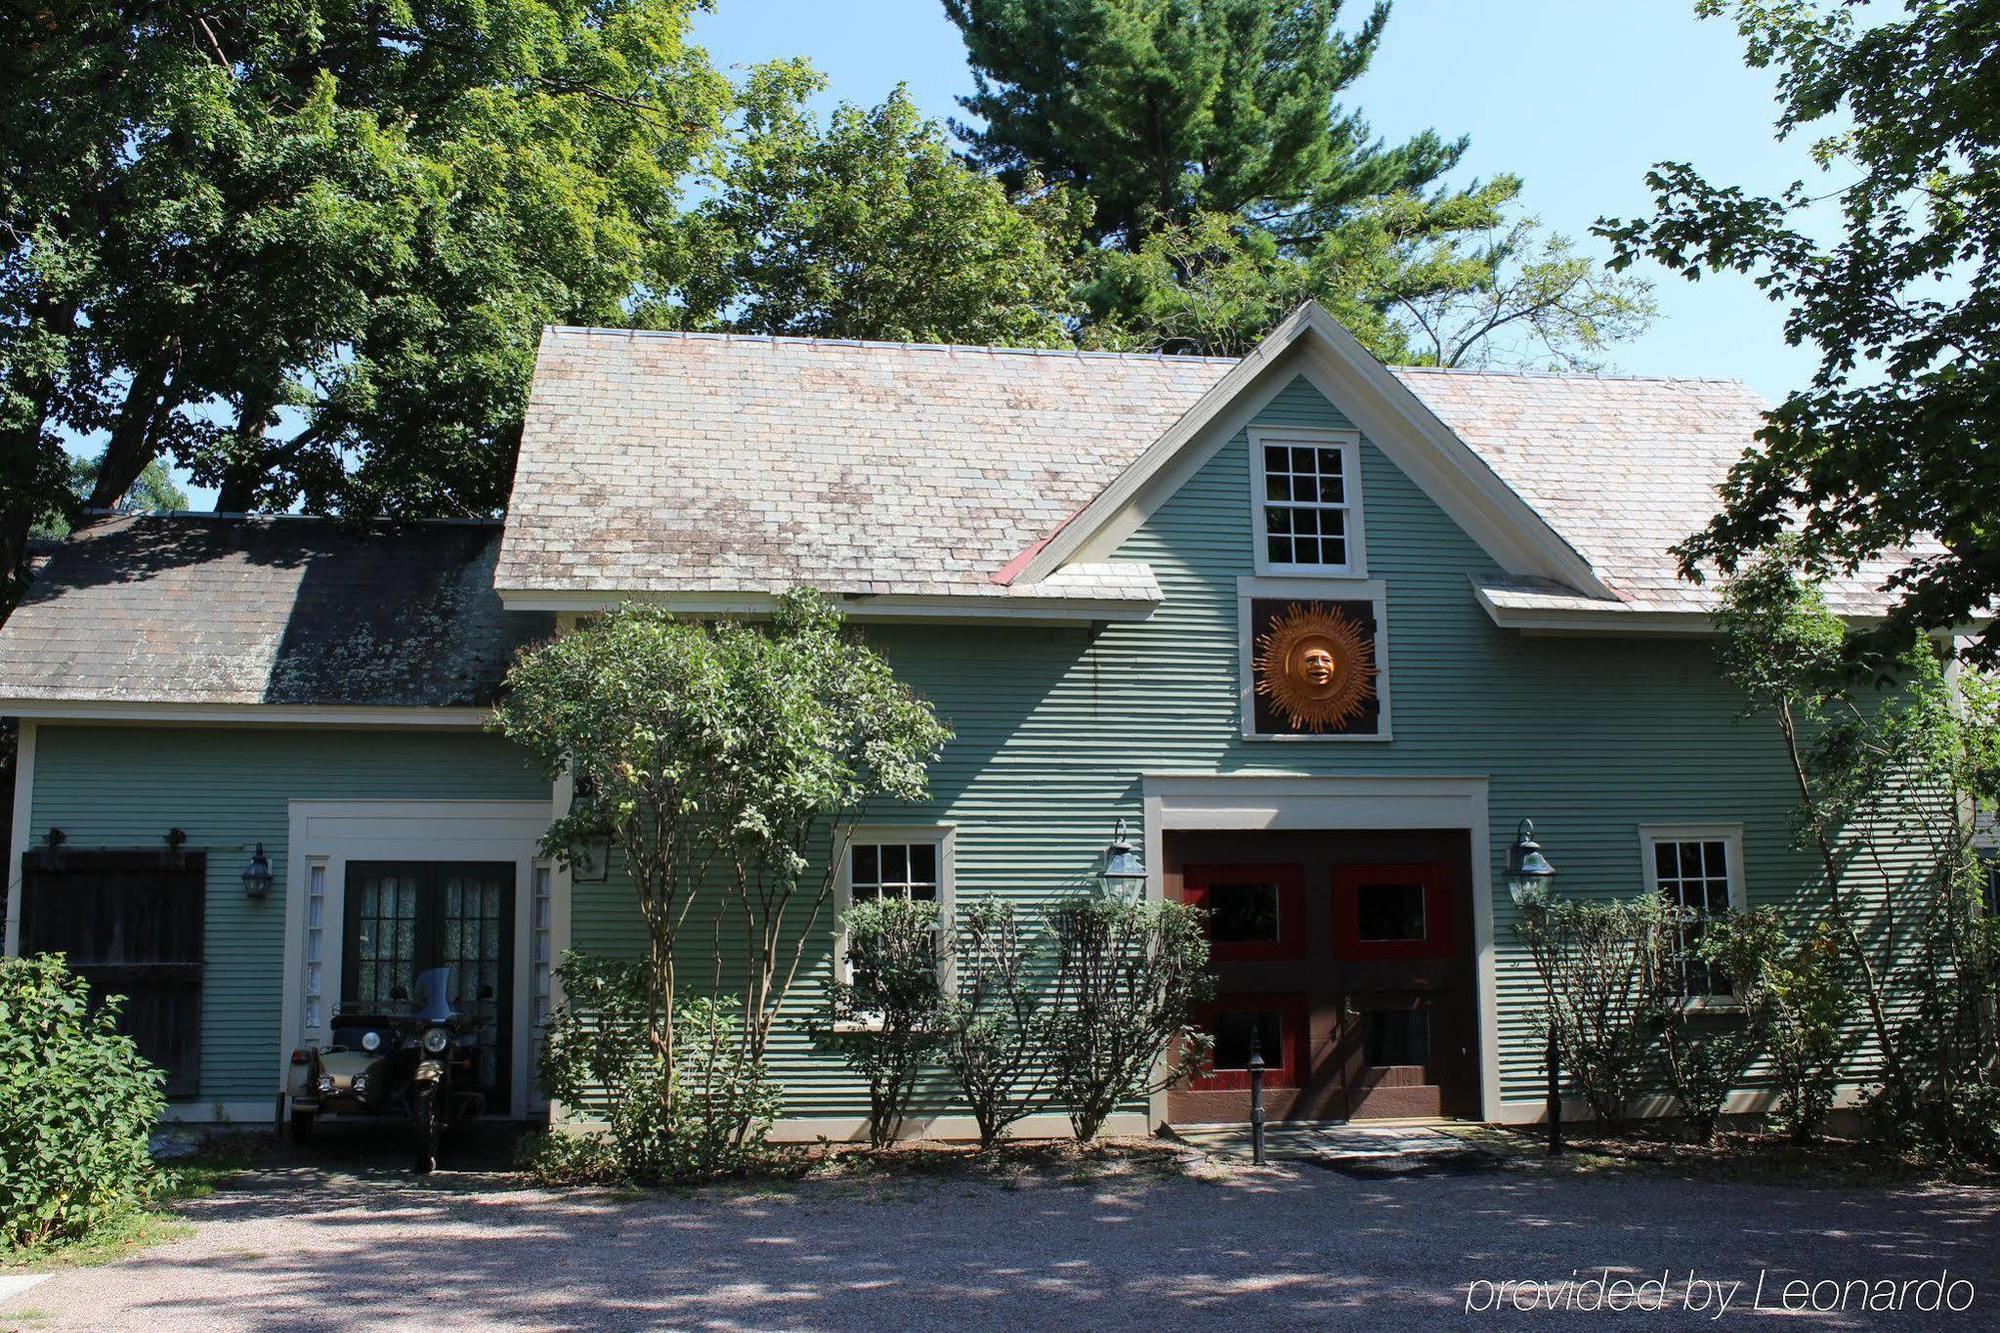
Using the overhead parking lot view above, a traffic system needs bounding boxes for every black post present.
[1545,1019,1563,1156]
[1247,1021,1267,1166]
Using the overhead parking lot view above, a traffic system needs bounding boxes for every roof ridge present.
[544,324,1245,365]
[87,511,504,528]
[1389,365,1752,387]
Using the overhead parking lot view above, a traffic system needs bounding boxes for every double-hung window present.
[1252,428,1363,576]
[838,827,955,983]
[1642,826,1746,1000]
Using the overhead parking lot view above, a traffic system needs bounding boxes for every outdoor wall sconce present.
[1506,818,1556,910]
[1506,817,1561,1155]
[241,843,274,899]
[44,826,66,872]
[163,827,188,870]
[1099,818,1147,894]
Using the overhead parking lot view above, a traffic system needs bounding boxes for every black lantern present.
[1506,819,1557,909]
[1100,818,1147,894]
[1506,817,1562,1155]
[241,843,274,899]
[570,831,613,884]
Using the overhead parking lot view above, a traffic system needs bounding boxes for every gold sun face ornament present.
[1254,603,1378,732]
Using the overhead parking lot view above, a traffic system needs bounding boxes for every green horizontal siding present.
[26,726,546,1105]
[577,375,1848,1117]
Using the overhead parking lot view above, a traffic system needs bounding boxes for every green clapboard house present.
[0,304,1925,1138]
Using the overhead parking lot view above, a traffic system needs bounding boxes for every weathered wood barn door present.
[20,848,207,1098]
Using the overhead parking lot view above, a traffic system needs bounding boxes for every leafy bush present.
[0,954,165,1250]
[516,1127,623,1186]
[539,953,779,1182]
[940,900,1051,1148]
[1043,892,1212,1142]
[817,897,948,1148]
[1515,895,1669,1126]
[1641,907,1757,1144]
[1705,911,1856,1144]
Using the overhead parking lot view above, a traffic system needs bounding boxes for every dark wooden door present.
[1166,830,1478,1124]
[343,862,515,1107]
[21,849,206,1098]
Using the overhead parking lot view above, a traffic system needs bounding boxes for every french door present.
[343,862,515,1107]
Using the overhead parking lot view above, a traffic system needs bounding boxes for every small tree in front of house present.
[940,899,1053,1149]
[1043,893,1212,1142]
[1701,910,1855,1145]
[816,897,949,1148]
[1713,547,2000,1159]
[494,590,951,1146]
[1514,894,1670,1128]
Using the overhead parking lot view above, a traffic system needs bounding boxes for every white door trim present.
[278,799,556,1119]
[3,719,35,958]
[1139,773,1499,1124]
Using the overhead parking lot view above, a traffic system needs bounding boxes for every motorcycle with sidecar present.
[287,966,486,1173]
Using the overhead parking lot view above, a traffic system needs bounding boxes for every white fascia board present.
[1015,301,1617,598]
[495,588,1160,625]
[0,699,492,728]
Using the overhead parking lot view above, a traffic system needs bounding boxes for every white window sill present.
[1680,996,1746,1015]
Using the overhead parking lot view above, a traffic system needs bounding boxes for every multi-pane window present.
[1654,838,1736,997]
[1261,441,1350,569]
[849,841,940,904]
[303,861,327,1031]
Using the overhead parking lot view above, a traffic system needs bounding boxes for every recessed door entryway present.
[1165,829,1479,1124]
[343,861,516,1110]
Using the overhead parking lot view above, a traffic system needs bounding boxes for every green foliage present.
[537,953,779,1183]
[940,900,1053,1149]
[1703,912,1855,1144]
[1514,895,1672,1126]
[1641,925,1756,1145]
[0,955,165,1251]
[1,1,734,583]
[688,77,1084,347]
[816,897,949,1149]
[946,0,1651,363]
[1601,0,2000,660]
[493,591,952,1078]
[1042,892,1212,1141]
[32,455,189,540]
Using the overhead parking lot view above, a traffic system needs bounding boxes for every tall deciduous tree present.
[687,74,1086,346]
[1600,0,2000,658]
[1,2,732,595]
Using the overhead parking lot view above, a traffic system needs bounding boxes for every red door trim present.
[1184,863,1307,961]
[1191,991,1310,1091]
[1330,862,1455,960]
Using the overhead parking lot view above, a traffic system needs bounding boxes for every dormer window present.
[1251,427,1364,576]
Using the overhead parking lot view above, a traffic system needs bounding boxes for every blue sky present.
[694,0,1825,401]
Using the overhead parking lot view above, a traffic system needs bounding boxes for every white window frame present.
[1639,823,1748,1007]
[1248,426,1367,578]
[834,824,956,986]
[1236,575,1392,742]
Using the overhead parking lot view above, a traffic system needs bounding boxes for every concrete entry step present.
[1172,1120,1497,1174]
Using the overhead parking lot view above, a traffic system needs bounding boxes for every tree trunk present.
[213,386,278,512]
[87,351,177,511]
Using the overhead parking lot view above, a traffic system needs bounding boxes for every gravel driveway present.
[5,1154,1998,1330]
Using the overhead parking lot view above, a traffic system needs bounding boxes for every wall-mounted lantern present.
[1506,819,1557,910]
[1506,816,1561,1155]
[1099,818,1147,894]
[43,827,66,872]
[241,843,274,899]
[163,828,188,870]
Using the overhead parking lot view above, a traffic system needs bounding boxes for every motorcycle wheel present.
[290,1110,315,1145]
[413,1087,441,1175]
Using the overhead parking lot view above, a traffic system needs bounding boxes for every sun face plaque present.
[1253,602,1378,733]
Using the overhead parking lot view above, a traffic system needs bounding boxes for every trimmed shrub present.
[940,899,1051,1149]
[1515,895,1668,1126]
[1043,892,1212,1142]
[0,954,165,1250]
[1704,911,1855,1144]
[817,897,948,1148]
[538,953,779,1182]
